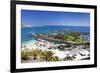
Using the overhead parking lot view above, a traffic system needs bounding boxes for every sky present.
[21,10,90,27]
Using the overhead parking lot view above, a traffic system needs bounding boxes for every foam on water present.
[22,39,37,46]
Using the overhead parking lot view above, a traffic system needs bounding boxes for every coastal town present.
[21,30,90,63]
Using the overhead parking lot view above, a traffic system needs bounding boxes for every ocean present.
[21,26,90,44]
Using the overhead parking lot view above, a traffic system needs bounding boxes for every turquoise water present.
[21,26,90,44]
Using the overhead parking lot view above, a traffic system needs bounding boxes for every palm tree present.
[21,49,30,60]
[50,56,61,62]
[43,51,54,62]
[30,49,38,60]
[63,55,73,61]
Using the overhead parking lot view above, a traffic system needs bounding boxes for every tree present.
[21,49,30,60]
[43,51,54,62]
[63,55,73,61]
[50,56,61,61]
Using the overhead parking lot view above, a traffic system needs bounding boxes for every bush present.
[21,49,30,60]
[21,49,71,62]
[63,56,73,61]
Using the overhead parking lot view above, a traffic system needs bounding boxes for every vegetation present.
[61,32,85,43]
[33,31,89,44]
[21,49,30,60]
[63,55,74,61]
[21,49,56,62]
[21,48,74,62]
[42,50,54,62]
[21,31,90,63]
[50,56,62,61]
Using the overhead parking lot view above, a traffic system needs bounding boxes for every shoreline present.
[21,38,90,63]
[21,30,90,63]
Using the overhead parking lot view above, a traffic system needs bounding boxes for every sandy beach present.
[21,39,90,62]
